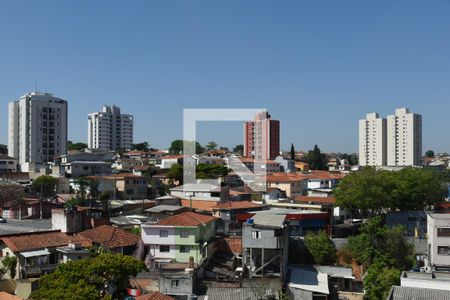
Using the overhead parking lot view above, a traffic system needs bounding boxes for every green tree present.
[364,261,400,300]
[0,144,7,154]
[290,143,295,160]
[425,150,435,158]
[1,256,18,279]
[131,142,150,152]
[166,164,184,185]
[196,163,229,179]
[205,141,218,151]
[304,231,336,265]
[68,141,88,151]
[348,217,414,270]
[32,175,58,197]
[304,145,327,170]
[169,140,204,155]
[30,253,146,300]
[233,144,244,156]
[335,167,447,214]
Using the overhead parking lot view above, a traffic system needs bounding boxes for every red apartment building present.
[244,112,280,160]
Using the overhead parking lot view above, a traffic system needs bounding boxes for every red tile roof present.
[180,199,218,212]
[223,237,242,254]
[1,231,71,252]
[77,225,140,249]
[212,201,264,210]
[156,211,216,226]
[161,155,189,160]
[136,292,175,300]
[294,196,336,205]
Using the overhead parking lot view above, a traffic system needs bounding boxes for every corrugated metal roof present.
[145,205,183,213]
[389,286,450,300]
[202,287,278,300]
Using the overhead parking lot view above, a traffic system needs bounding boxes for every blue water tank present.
[247,218,254,224]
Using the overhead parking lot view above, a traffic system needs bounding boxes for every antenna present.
[35,80,38,93]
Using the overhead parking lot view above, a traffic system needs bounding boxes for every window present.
[180,245,190,253]
[251,230,261,239]
[171,280,180,287]
[180,230,189,238]
[159,230,168,238]
[437,228,450,237]
[438,246,450,256]
[159,245,170,252]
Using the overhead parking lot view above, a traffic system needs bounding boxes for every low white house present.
[428,213,450,269]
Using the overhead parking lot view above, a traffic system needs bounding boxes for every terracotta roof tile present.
[136,292,175,300]
[1,231,70,252]
[156,211,216,226]
[294,196,336,205]
[212,201,264,210]
[180,199,218,212]
[77,225,140,249]
[223,237,242,255]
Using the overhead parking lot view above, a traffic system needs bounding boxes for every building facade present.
[427,213,450,269]
[87,105,133,151]
[8,92,68,171]
[244,112,280,160]
[359,112,387,167]
[359,108,422,167]
[387,108,422,166]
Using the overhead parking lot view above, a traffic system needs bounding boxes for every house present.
[266,173,307,198]
[295,161,309,171]
[51,207,110,234]
[386,211,428,238]
[144,205,189,223]
[399,271,450,291]
[141,212,216,267]
[211,201,266,235]
[229,157,281,173]
[170,183,229,211]
[51,151,114,178]
[242,212,289,278]
[136,292,175,300]
[0,231,72,279]
[2,197,52,220]
[387,286,450,300]
[427,213,450,270]
[76,225,141,255]
[274,156,296,173]
[156,155,195,170]
[262,187,288,204]
[88,174,148,200]
[0,154,18,174]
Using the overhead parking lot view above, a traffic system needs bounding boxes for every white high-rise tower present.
[387,108,422,166]
[88,105,133,151]
[8,92,68,171]
[359,112,387,166]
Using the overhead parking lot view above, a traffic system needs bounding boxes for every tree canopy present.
[0,144,7,154]
[32,175,59,198]
[169,140,205,155]
[303,145,328,170]
[425,150,435,158]
[290,143,295,160]
[30,253,146,300]
[304,231,336,265]
[335,167,447,213]
[166,163,229,185]
[205,141,218,151]
[233,144,244,155]
[68,141,88,151]
[131,142,150,152]
[364,261,401,300]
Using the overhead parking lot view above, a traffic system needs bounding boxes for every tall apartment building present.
[244,111,280,160]
[359,113,387,166]
[88,105,133,151]
[358,108,422,167]
[387,108,422,166]
[8,92,68,171]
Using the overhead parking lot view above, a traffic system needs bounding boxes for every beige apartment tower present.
[359,112,387,166]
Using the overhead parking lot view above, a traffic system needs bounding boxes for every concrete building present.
[427,213,450,270]
[0,154,18,174]
[244,112,280,160]
[87,105,133,151]
[359,112,387,166]
[387,108,422,166]
[8,92,68,171]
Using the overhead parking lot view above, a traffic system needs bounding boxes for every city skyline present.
[1,1,450,153]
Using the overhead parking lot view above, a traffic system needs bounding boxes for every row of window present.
[159,230,189,238]
[159,245,191,253]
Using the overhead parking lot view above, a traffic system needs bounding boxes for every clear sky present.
[1,0,450,153]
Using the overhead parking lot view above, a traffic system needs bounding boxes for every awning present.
[20,249,51,258]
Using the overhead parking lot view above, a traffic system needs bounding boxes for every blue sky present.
[1,0,450,153]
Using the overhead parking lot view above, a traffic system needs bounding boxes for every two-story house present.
[141,212,216,268]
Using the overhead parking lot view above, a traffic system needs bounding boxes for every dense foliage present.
[169,140,205,154]
[30,253,146,300]
[166,163,229,185]
[0,256,18,279]
[233,144,244,155]
[347,217,414,300]
[302,145,328,170]
[68,141,88,151]
[335,167,447,214]
[0,144,7,154]
[304,231,336,265]
[32,175,59,197]
[205,141,218,151]
[131,142,150,152]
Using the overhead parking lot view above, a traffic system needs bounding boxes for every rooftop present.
[212,201,264,210]
[388,286,450,300]
[1,231,70,252]
[0,219,53,237]
[77,225,140,249]
[170,183,221,192]
[156,211,216,227]
[145,205,184,213]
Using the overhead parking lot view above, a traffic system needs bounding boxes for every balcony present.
[23,263,59,277]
